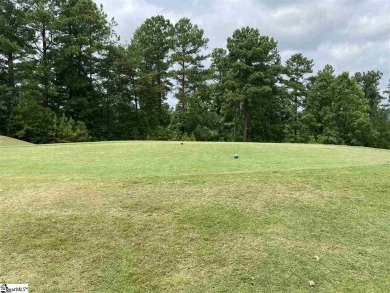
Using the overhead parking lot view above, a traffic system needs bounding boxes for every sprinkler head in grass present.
[234,154,239,159]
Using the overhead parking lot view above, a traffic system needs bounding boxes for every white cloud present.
[343,11,389,38]
[319,42,370,61]
[95,0,166,42]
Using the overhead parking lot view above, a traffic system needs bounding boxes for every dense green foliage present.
[0,0,389,147]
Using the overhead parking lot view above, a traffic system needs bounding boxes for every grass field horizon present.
[0,135,34,147]
[1,141,389,292]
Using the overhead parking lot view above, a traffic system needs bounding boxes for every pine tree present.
[328,72,371,146]
[209,48,229,115]
[131,15,173,130]
[283,53,313,142]
[25,0,61,108]
[224,27,282,142]
[0,0,32,134]
[304,65,336,141]
[354,71,384,117]
[354,71,390,148]
[171,17,209,113]
[55,0,115,131]
[305,68,372,146]
[112,44,149,139]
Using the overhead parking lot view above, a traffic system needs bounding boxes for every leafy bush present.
[194,125,219,141]
[146,126,171,141]
[182,133,196,141]
[54,114,90,143]
[11,95,89,144]
[11,95,56,143]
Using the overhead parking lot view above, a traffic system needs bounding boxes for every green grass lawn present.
[1,141,389,292]
[0,135,33,147]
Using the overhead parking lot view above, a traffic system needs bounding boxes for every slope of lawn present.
[0,135,33,147]
[0,141,389,292]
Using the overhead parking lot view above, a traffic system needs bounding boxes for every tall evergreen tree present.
[131,15,173,130]
[0,0,32,134]
[354,71,390,148]
[328,72,371,146]
[304,65,335,141]
[171,17,209,113]
[354,71,384,117]
[25,0,60,109]
[113,44,151,139]
[224,27,282,142]
[55,0,115,133]
[209,48,228,115]
[283,53,313,142]
[305,67,372,146]
[91,43,122,140]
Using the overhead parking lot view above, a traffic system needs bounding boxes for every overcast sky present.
[95,0,389,95]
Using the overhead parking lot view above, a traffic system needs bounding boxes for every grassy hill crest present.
[0,135,33,147]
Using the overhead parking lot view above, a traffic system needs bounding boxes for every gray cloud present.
[95,0,390,94]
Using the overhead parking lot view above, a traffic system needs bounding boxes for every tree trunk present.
[7,53,15,88]
[42,25,49,107]
[294,94,298,142]
[157,76,162,109]
[181,61,186,111]
[243,97,249,142]
[4,52,15,135]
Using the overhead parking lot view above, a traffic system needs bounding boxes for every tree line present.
[1,0,389,148]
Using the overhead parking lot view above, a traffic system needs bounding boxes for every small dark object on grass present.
[234,154,239,159]
[181,142,183,145]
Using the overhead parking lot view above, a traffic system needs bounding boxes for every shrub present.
[55,114,89,143]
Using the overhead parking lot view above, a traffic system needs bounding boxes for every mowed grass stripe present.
[0,141,389,179]
[0,142,389,292]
